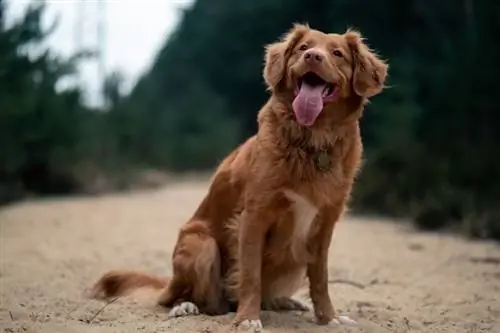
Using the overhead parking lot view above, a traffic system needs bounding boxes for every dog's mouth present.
[295,72,337,99]
[292,72,339,127]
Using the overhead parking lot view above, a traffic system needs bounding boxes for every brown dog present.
[90,23,388,331]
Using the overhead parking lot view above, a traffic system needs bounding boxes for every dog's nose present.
[304,50,324,64]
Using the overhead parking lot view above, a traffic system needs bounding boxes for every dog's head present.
[264,24,388,127]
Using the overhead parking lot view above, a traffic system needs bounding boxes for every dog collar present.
[289,137,339,173]
[275,126,340,172]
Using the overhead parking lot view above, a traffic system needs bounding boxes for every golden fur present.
[90,23,388,329]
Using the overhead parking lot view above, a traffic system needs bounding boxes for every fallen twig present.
[328,278,366,289]
[9,310,14,321]
[86,297,119,324]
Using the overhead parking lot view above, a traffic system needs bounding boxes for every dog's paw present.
[167,302,200,318]
[236,319,263,332]
[328,315,357,326]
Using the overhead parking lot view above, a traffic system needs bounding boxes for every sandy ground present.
[1,180,499,333]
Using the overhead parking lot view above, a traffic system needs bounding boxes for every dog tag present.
[315,150,332,172]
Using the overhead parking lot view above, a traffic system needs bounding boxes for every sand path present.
[1,180,499,332]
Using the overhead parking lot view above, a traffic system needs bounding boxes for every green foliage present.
[0,1,96,201]
[118,0,499,239]
[350,0,500,240]
[2,0,499,240]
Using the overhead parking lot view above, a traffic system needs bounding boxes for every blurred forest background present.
[1,0,499,240]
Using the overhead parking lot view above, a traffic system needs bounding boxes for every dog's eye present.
[299,44,308,51]
[333,50,343,57]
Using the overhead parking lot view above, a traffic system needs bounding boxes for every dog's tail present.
[89,269,170,299]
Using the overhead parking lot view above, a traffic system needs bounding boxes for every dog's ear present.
[345,29,388,98]
[263,23,309,90]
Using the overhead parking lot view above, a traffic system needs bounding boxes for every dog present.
[90,23,388,332]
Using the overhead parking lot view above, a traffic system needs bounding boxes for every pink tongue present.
[292,83,325,126]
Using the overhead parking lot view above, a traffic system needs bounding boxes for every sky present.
[7,0,194,107]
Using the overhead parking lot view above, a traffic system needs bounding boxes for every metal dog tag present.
[315,150,332,172]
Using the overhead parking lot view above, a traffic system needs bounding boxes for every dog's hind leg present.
[260,267,311,312]
[262,297,310,311]
[158,225,228,317]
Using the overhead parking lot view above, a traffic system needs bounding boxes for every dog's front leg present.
[307,204,357,327]
[233,212,264,331]
[233,195,288,332]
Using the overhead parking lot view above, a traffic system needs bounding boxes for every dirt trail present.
[1,180,499,333]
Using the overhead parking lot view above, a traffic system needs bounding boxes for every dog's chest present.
[282,190,319,259]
